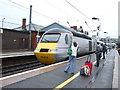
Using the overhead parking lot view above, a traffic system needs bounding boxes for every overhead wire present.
[0,0,29,12]
[42,0,78,22]
[0,0,59,27]
[6,0,80,26]
[0,21,21,26]
[7,0,29,10]
[0,15,21,22]
[0,0,58,23]
[64,0,97,25]
[1,0,97,28]
[85,21,93,32]
[44,0,84,27]
[7,0,61,23]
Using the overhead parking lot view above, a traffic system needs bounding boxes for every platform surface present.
[2,49,118,89]
[0,51,34,58]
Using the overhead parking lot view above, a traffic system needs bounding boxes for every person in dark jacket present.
[95,42,101,67]
[105,43,108,54]
[99,43,102,60]
[102,43,107,59]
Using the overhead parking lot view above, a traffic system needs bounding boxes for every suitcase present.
[80,65,90,76]
[84,55,93,74]
[80,66,85,76]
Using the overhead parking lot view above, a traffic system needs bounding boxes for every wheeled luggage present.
[80,55,93,76]
[80,65,90,76]
[84,55,93,74]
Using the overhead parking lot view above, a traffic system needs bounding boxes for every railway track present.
[2,61,45,77]
[1,53,94,77]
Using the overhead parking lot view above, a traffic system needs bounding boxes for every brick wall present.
[2,29,30,52]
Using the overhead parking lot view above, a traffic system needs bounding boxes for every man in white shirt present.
[64,40,78,74]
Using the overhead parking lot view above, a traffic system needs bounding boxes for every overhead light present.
[92,17,99,20]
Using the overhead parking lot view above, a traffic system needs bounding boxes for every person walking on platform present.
[64,40,78,74]
[95,42,101,67]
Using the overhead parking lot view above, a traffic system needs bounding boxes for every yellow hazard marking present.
[53,60,96,90]
[53,72,80,90]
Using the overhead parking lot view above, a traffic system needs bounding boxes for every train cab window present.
[65,34,68,44]
[41,33,60,42]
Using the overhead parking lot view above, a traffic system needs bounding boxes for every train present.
[34,28,96,64]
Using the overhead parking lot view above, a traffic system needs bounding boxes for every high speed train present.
[34,28,96,64]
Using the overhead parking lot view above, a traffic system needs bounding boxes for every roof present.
[41,22,91,40]
[45,28,72,34]
[2,28,30,34]
[14,23,44,31]
[41,22,71,32]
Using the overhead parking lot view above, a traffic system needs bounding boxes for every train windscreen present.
[41,33,60,42]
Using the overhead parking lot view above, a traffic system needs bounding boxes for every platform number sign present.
[0,29,3,34]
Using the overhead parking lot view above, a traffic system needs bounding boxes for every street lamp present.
[104,32,108,43]
[92,17,99,20]
[92,17,101,30]
[2,18,5,28]
[92,17,101,41]
[104,32,108,34]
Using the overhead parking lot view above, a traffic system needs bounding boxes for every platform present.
[1,49,119,89]
[0,51,34,58]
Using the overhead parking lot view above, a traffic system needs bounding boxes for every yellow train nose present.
[34,43,58,64]
[35,52,56,64]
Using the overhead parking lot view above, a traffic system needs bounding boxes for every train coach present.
[34,28,96,64]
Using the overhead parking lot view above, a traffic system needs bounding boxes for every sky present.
[0,0,119,38]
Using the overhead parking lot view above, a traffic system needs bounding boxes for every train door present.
[89,41,92,51]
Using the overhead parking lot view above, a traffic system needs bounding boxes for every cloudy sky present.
[0,0,119,38]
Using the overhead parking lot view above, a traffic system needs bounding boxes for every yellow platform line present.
[53,72,80,90]
[53,60,96,90]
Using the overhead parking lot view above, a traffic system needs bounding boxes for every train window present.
[65,34,68,44]
[41,33,60,42]
[89,41,92,51]
[70,35,72,44]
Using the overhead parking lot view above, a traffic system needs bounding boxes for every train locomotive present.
[34,28,96,64]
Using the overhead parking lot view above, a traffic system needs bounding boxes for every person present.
[95,42,101,67]
[99,43,102,60]
[105,43,108,54]
[102,43,107,59]
[64,40,78,74]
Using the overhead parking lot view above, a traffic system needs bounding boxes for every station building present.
[1,19,44,52]
[1,28,30,52]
